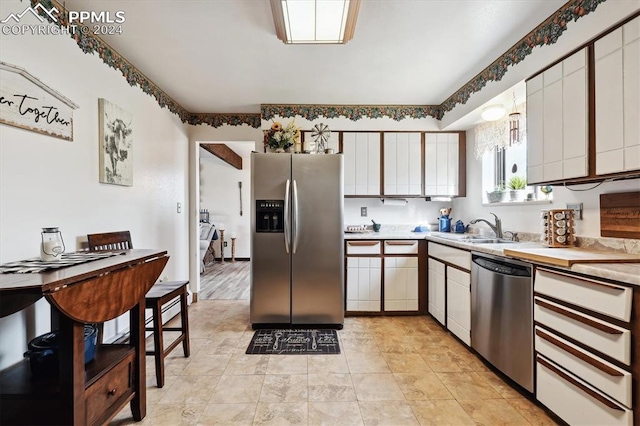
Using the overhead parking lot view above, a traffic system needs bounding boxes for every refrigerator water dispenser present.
[256,200,284,232]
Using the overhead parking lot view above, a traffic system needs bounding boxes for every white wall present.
[0,0,189,369]
[199,142,256,259]
[454,129,640,238]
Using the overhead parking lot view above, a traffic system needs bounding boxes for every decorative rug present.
[246,329,340,355]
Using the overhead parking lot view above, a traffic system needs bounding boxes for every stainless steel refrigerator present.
[250,153,344,328]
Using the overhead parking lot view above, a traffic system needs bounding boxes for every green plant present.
[492,184,506,192]
[508,176,527,190]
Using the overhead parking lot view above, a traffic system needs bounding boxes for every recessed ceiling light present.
[481,105,506,121]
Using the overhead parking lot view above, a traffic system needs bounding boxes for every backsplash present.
[344,198,452,228]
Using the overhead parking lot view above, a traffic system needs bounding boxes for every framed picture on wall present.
[98,98,133,186]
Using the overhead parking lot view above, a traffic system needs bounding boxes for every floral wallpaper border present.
[34,0,606,125]
[261,104,443,121]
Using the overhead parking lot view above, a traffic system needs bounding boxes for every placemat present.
[246,329,340,355]
[0,252,119,274]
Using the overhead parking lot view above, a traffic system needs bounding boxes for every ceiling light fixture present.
[481,104,506,122]
[271,0,361,44]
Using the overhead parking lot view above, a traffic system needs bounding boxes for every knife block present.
[541,209,575,247]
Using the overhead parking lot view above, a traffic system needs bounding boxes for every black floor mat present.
[246,329,340,354]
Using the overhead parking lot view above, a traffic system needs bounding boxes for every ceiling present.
[64,0,566,115]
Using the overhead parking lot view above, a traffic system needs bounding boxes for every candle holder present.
[219,230,225,263]
[231,237,236,262]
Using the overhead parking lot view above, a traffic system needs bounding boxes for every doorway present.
[195,141,255,300]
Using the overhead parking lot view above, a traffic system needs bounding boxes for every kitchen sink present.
[459,237,515,244]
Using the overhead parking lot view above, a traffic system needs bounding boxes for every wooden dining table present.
[0,249,169,425]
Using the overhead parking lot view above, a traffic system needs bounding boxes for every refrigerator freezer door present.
[291,154,344,325]
[251,153,292,324]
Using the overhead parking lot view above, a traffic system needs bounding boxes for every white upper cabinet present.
[595,16,640,175]
[383,132,422,195]
[526,47,589,184]
[343,132,381,195]
[425,133,459,196]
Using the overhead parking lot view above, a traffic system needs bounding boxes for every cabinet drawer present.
[535,269,632,322]
[537,355,633,426]
[384,240,418,254]
[534,297,631,365]
[427,242,470,270]
[535,327,632,407]
[86,352,134,425]
[346,240,381,255]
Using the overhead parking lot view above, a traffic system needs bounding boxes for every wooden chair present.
[87,231,190,388]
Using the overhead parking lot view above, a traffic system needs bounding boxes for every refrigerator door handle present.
[284,179,291,254]
[292,179,300,254]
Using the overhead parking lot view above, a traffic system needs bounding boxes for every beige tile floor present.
[110,300,557,426]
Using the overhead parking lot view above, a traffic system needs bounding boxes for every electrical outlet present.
[361,207,367,217]
[224,241,228,247]
[567,203,583,220]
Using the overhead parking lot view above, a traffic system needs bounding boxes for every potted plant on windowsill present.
[486,184,507,203]
[508,176,527,202]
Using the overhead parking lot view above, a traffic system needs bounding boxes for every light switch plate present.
[361,207,367,217]
[177,202,182,213]
[567,203,583,220]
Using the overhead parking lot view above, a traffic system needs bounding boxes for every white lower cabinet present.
[446,266,470,346]
[346,257,381,312]
[534,268,634,425]
[537,355,633,426]
[428,258,445,325]
[383,257,418,311]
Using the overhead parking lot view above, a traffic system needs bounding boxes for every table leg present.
[130,302,146,421]
[57,312,86,425]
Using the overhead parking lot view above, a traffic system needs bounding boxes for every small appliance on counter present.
[438,208,452,232]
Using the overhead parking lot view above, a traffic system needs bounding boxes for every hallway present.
[200,261,250,300]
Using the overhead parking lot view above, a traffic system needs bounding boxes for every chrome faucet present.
[469,212,503,238]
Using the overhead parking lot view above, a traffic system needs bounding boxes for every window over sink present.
[475,102,552,205]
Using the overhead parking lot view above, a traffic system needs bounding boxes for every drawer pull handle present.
[537,357,624,411]
[535,299,623,335]
[535,329,623,377]
[108,388,117,396]
[385,242,416,246]
[537,268,626,292]
[347,241,379,246]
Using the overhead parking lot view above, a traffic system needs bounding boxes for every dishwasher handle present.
[472,255,531,277]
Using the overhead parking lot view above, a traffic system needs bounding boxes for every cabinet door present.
[425,133,459,195]
[428,258,446,325]
[562,50,588,179]
[446,267,470,346]
[346,257,381,312]
[595,16,640,175]
[384,133,421,195]
[384,257,419,311]
[527,48,589,183]
[542,65,564,182]
[526,74,544,184]
[343,133,380,195]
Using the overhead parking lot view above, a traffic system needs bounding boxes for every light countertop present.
[344,231,640,286]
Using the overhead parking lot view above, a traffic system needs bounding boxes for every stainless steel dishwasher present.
[471,252,533,393]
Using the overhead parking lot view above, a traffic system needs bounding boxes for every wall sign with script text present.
[0,62,78,141]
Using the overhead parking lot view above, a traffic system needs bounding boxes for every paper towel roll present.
[382,198,407,206]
